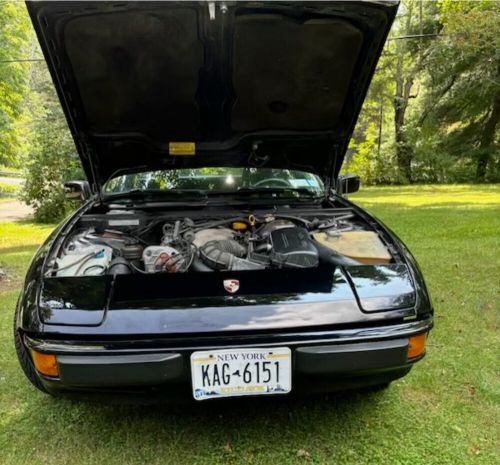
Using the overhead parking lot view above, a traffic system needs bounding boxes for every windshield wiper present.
[208,187,322,200]
[102,189,208,202]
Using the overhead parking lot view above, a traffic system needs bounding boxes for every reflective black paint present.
[34,265,417,335]
[16,196,432,340]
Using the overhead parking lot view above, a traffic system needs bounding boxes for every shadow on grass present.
[12,388,391,459]
[0,245,44,255]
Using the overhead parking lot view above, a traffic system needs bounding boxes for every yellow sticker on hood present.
[169,142,196,156]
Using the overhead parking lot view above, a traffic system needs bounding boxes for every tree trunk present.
[476,93,500,180]
[394,73,415,183]
[392,2,416,184]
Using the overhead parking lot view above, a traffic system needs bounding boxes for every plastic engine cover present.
[269,227,319,268]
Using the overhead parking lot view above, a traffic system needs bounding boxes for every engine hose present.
[107,257,132,275]
[199,240,247,270]
[313,241,361,266]
[191,257,214,272]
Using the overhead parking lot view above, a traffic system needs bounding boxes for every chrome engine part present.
[192,227,265,271]
[55,245,113,277]
[51,214,361,276]
[191,220,319,271]
[193,228,234,248]
[142,245,190,273]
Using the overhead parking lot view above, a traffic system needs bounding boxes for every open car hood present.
[28,1,398,191]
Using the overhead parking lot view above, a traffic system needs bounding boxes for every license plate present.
[190,347,292,400]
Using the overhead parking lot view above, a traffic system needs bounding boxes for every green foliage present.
[20,66,82,222]
[349,0,499,184]
[0,3,83,222]
[0,2,32,166]
[345,41,401,185]
[344,122,398,184]
[18,22,83,222]
[21,124,81,222]
[412,0,500,181]
[20,76,82,223]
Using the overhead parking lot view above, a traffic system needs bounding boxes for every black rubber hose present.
[108,257,133,275]
[191,257,214,272]
[313,241,361,266]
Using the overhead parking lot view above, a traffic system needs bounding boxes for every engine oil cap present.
[232,222,248,231]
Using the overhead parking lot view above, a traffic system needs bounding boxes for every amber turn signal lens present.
[31,351,59,377]
[407,333,427,359]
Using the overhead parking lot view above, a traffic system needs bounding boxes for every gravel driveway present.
[0,176,24,186]
[0,200,33,222]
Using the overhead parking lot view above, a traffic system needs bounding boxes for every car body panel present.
[23,317,430,398]
[35,264,416,334]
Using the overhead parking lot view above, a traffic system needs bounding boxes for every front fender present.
[334,195,433,318]
[15,201,95,333]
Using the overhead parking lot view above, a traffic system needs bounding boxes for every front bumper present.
[24,317,432,398]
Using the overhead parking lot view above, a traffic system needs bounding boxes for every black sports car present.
[16,0,433,401]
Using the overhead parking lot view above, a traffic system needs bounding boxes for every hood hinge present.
[80,140,102,202]
[323,142,341,200]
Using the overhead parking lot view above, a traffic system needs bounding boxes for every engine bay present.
[46,209,394,277]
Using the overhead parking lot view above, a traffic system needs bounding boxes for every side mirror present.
[64,181,91,202]
[336,174,360,195]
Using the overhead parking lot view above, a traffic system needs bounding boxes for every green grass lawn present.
[0,185,499,465]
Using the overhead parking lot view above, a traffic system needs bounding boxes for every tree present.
[421,0,500,181]
[347,46,398,184]
[347,0,441,184]
[390,0,440,182]
[0,2,32,166]
[349,0,499,184]
[21,58,83,223]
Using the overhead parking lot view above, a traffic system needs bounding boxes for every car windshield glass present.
[104,168,324,197]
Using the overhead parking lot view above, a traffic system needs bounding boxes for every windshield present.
[104,168,324,196]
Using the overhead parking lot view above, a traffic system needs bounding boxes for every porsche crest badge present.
[223,279,240,294]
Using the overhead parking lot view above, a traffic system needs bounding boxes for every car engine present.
[48,211,392,277]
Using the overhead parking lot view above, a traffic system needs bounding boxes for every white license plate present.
[190,347,292,400]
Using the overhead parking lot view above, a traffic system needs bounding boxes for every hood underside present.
[27,1,397,189]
